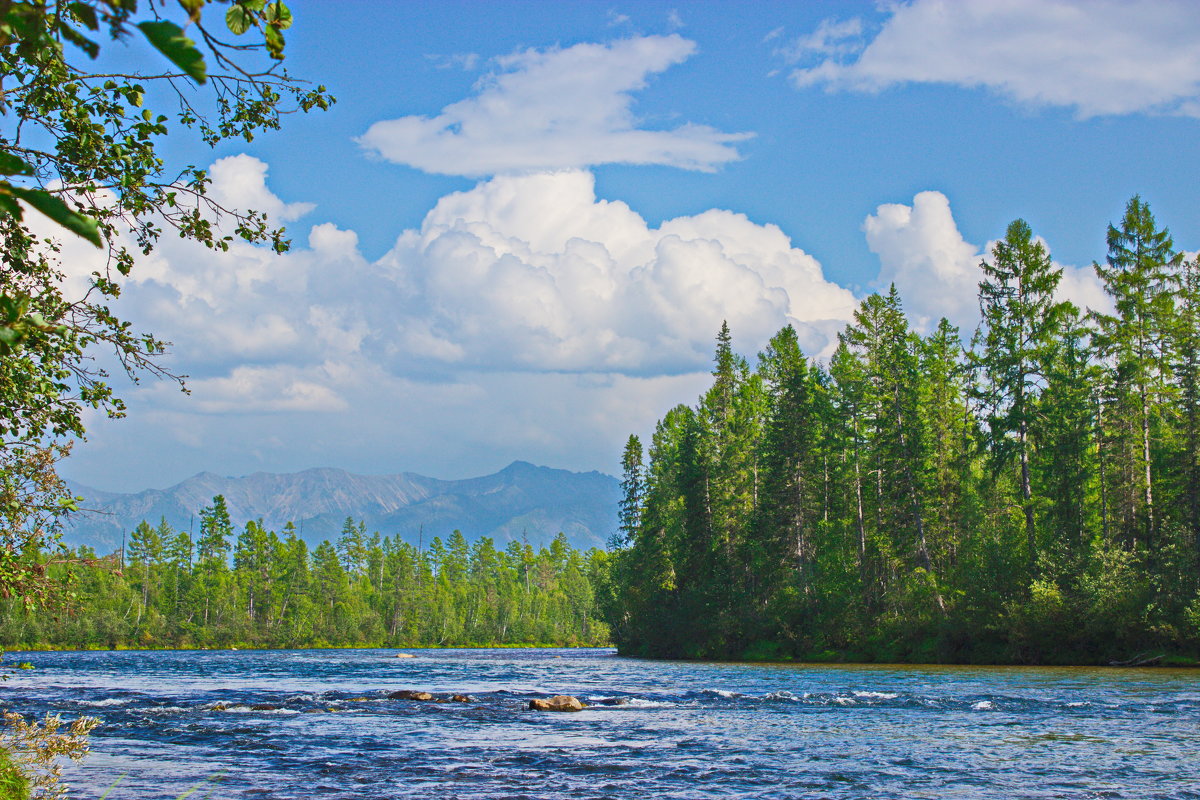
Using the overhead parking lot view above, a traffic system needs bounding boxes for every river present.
[2,647,1198,798]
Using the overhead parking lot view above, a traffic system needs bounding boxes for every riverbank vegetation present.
[603,199,1200,666]
[0,501,609,649]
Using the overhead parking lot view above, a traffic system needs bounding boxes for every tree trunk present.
[1097,397,1109,541]
[1141,383,1155,547]
[1019,417,1036,574]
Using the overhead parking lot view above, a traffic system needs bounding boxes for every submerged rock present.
[250,703,281,711]
[529,695,586,712]
[449,694,472,703]
[597,697,630,706]
[389,690,434,701]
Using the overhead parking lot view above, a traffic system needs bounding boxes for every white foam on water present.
[284,693,326,704]
[853,691,898,700]
[972,700,995,711]
[832,696,856,706]
[77,697,133,707]
[624,698,675,708]
[703,689,738,698]
[764,690,800,701]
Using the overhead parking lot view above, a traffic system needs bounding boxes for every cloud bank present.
[54,156,859,440]
[359,35,751,176]
[59,157,1111,490]
[59,156,864,487]
[786,0,1200,118]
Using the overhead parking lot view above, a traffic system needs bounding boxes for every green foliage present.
[0,711,99,800]
[0,8,328,791]
[604,199,1200,664]
[0,746,30,800]
[136,22,207,84]
[0,504,610,650]
[0,0,332,610]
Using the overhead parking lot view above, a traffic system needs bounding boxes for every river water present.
[2,647,1198,799]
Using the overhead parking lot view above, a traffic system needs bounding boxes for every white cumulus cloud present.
[55,155,1122,491]
[359,35,751,176]
[74,157,856,441]
[864,191,982,332]
[379,169,858,371]
[208,154,315,222]
[787,0,1200,118]
[864,190,1111,333]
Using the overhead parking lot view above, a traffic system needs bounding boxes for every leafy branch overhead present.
[0,0,314,250]
[0,0,332,605]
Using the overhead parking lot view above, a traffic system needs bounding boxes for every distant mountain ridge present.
[63,461,619,554]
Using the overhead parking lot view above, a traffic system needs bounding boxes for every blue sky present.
[62,0,1200,491]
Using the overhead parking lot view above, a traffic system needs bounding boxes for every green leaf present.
[67,2,100,30]
[9,187,102,247]
[0,191,25,219]
[137,21,207,85]
[0,153,34,177]
[266,1,293,30]
[225,5,254,35]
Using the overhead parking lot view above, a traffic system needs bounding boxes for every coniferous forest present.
[601,197,1200,665]
[2,498,610,649]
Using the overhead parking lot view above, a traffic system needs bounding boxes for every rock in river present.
[389,690,434,701]
[529,695,586,712]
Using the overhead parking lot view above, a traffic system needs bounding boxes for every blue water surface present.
[2,647,1199,799]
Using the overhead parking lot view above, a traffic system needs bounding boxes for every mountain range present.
[63,461,620,554]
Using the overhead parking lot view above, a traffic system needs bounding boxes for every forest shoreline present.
[2,642,614,653]
[7,641,1198,668]
[616,651,1200,668]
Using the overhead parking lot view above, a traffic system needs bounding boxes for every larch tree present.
[1092,196,1179,548]
[1174,255,1200,555]
[973,219,1067,575]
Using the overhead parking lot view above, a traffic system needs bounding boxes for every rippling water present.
[2,647,1199,799]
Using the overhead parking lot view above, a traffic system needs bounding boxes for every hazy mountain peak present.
[64,462,619,555]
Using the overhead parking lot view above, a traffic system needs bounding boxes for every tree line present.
[601,197,1200,665]
[0,496,610,649]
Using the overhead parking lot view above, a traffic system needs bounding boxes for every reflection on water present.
[2,648,1198,799]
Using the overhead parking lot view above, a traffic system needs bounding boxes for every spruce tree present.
[617,435,645,547]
